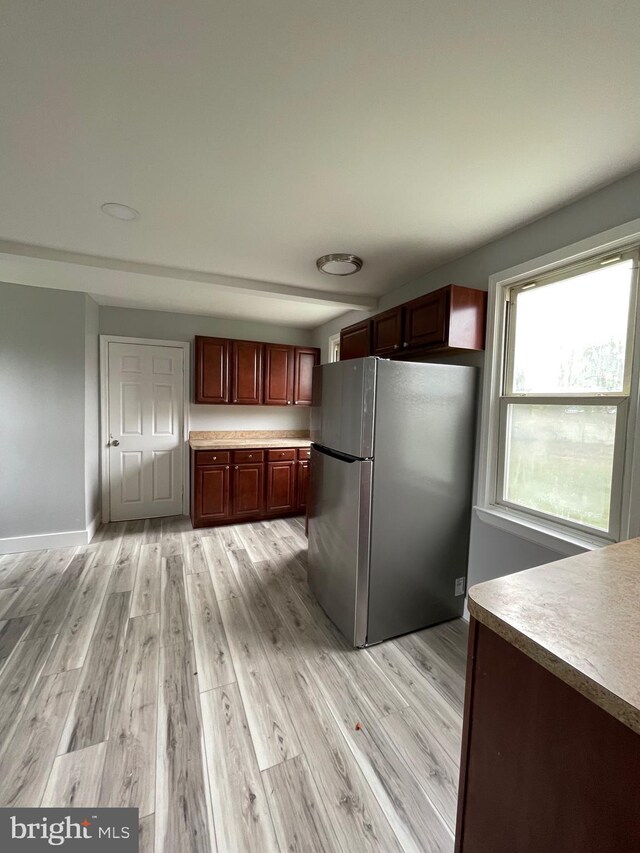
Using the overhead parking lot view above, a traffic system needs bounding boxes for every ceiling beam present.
[0,241,377,311]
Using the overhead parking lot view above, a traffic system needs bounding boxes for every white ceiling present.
[1,0,640,327]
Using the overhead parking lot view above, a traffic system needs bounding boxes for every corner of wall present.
[84,296,101,530]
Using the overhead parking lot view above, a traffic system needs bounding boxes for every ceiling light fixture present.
[100,202,140,221]
[316,253,363,276]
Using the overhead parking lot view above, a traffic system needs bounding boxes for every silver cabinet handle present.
[225,466,229,470]
[234,466,239,470]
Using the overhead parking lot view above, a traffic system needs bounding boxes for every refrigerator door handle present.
[311,443,371,464]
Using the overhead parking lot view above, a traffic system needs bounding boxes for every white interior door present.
[108,341,184,521]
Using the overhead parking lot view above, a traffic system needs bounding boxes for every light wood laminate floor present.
[0,516,468,852]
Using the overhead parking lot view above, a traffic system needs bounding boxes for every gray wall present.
[99,305,316,433]
[313,167,640,589]
[0,282,88,538]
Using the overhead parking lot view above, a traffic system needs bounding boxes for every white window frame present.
[328,333,341,363]
[477,217,640,552]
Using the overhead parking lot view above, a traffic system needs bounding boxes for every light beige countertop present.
[468,537,640,734]
[189,430,312,450]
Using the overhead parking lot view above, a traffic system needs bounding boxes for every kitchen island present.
[455,537,640,853]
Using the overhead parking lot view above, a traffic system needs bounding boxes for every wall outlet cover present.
[455,577,466,596]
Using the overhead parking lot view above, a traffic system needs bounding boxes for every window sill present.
[473,506,610,556]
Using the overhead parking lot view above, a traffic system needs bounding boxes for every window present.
[480,235,640,547]
[328,333,341,363]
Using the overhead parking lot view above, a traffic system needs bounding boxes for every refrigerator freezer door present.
[310,358,376,459]
[307,445,372,647]
[366,359,477,644]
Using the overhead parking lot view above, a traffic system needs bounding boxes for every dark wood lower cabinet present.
[266,461,296,514]
[232,463,264,518]
[191,447,309,528]
[191,465,231,526]
[296,460,309,511]
[455,619,640,852]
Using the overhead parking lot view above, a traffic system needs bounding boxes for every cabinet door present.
[293,347,320,406]
[232,463,264,517]
[403,289,448,349]
[372,307,403,356]
[194,465,230,524]
[264,344,294,406]
[194,336,230,403]
[266,461,296,513]
[340,320,371,360]
[232,340,264,404]
[296,460,309,511]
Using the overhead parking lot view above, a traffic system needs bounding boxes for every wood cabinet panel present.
[447,285,487,350]
[231,340,264,405]
[340,320,371,361]
[194,337,230,403]
[267,449,296,461]
[372,307,403,356]
[264,344,294,406]
[403,290,448,349]
[193,466,230,525]
[231,463,264,517]
[455,620,640,852]
[232,450,264,464]
[293,347,320,405]
[296,460,309,511]
[266,462,296,514]
[194,450,230,466]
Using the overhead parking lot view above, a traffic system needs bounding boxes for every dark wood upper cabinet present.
[195,336,319,406]
[194,336,230,403]
[403,290,448,349]
[231,462,264,517]
[372,307,403,356]
[336,284,486,362]
[231,340,264,405]
[447,284,487,351]
[340,319,371,360]
[403,285,487,352]
[264,344,294,406]
[293,347,320,405]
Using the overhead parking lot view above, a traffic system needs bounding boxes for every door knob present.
[111,439,120,447]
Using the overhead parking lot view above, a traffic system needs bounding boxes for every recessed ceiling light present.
[100,202,140,221]
[316,253,363,275]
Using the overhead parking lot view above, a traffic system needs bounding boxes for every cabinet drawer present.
[267,448,296,461]
[194,450,230,466]
[232,449,264,464]
[297,447,311,460]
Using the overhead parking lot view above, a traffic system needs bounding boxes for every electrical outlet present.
[454,577,466,596]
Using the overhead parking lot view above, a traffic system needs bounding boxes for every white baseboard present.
[0,516,100,555]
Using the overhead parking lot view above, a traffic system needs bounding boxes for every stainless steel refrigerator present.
[308,357,477,647]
